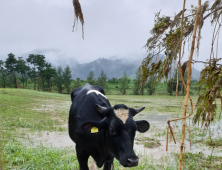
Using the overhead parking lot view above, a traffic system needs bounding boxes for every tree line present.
[0,53,193,95]
[84,69,189,96]
[0,53,72,93]
[84,70,157,95]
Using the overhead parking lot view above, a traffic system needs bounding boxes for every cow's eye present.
[109,127,116,135]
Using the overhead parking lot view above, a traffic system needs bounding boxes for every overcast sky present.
[0,0,221,70]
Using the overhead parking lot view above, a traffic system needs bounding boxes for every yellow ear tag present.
[91,127,99,133]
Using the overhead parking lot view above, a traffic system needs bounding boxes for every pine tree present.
[97,70,108,90]
[26,54,38,90]
[119,72,129,95]
[0,60,6,88]
[73,78,81,88]
[147,76,155,95]
[16,57,30,88]
[133,70,145,95]
[63,65,72,94]
[5,53,17,88]
[86,70,95,85]
[54,66,63,93]
[35,55,46,91]
[41,62,56,91]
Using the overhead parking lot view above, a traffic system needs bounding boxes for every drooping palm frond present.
[72,0,84,39]
[139,0,222,126]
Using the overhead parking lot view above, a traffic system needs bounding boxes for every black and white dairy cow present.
[68,83,150,170]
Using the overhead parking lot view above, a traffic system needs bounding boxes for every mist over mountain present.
[20,49,200,80]
[68,57,200,80]
[71,58,142,79]
[21,49,80,68]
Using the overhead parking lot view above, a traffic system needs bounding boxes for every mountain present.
[20,49,200,80]
[70,57,200,80]
[71,58,141,79]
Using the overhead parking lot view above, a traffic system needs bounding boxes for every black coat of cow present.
[69,84,150,170]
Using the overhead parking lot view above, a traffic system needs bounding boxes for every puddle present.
[136,113,180,122]
[27,114,222,161]
[136,114,222,158]
[32,100,70,112]
[27,126,75,149]
[34,131,74,148]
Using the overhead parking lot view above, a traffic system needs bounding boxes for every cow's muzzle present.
[126,156,138,167]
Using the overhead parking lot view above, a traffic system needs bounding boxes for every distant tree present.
[27,68,36,89]
[167,70,187,95]
[97,70,108,90]
[26,54,38,90]
[41,62,56,91]
[167,78,174,96]
[54,66,63,93]
[63,65,72,94]
[108,77,119,84]
[133,75,140,95]
[86,70,95,85]
[73,78,81,88]
[0,60,6,88]
[119,72,129,95]
[16,57,30,88]
[5,53,17,88]
[147,76,155,95]
[27,54,46,91]
[35,55,46,91]
[133,70,145,95]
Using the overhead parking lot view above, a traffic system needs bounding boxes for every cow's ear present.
[81,117,107,133]
[96,104,108,114]
[132,107,145,116]
[135,120,150,133]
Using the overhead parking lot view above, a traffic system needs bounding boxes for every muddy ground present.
[30,100,222,160]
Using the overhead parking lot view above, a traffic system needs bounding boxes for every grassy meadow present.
[0,88,221,170]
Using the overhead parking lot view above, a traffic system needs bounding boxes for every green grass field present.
[0,88,221,170]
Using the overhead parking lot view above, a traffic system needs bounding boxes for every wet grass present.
[178,152,222,170]
[0,88,222,169]
[113,154,178,170]
[0,89,72,169]
[3,142,79,170]
[143,140,161,148]
[107,95,190,114]
[205,138,222,147]
[0,89,69,132]
[135,136,161,149]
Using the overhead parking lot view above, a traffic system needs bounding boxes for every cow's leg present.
[103,155,114,170]
[76,146,90,170]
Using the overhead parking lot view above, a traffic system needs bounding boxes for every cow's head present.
[81,104,150,167]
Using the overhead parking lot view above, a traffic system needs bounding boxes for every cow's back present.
[70,83,105,102]
[69,83,110,144]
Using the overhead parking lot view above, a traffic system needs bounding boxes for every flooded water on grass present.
[136,113,180,122]
[29,113,222,162]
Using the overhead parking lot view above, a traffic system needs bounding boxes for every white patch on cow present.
[114,108,129,124]
[87,90,107,99]
[89,157,97,170]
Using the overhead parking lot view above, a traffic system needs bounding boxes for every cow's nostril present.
[126,158,138,167]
